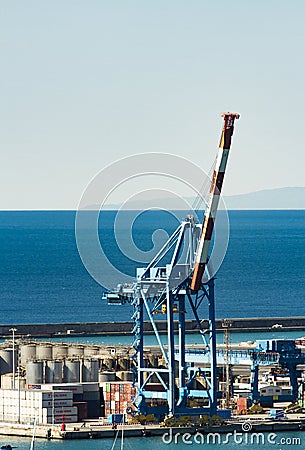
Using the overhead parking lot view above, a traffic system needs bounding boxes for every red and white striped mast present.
[190,112,240,291]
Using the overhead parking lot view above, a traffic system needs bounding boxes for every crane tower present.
[105,113,239,417]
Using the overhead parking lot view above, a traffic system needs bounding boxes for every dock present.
[1,416,305,440]
[1,316,305,338]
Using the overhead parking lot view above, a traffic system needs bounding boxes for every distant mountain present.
[82,187,305,210]
[224,187,305,210]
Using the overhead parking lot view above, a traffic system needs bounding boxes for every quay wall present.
[0,317,305,338]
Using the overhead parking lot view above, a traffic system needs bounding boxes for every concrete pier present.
[0,316,305,338]
[1,416,305,440]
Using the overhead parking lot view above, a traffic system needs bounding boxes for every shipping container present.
[44,406,78,416]
[82,391,100,401]
[42,400,72,408]
[73,402,88,421]
[81,382,99,392]
[108,413,124,424]
[43,415,78,424]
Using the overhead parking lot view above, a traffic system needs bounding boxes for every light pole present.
[9,328,17,390]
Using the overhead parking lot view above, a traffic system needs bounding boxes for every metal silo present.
[20,344,37,365]
[118,358,130,371]
[45,360,63,383]
[26,361,43,385]
[98,371,116,383]
[118,371,133,382]
[82,359,99,382]
[64,359,80,383]
[84,346,100,357]
[0,348,16,374]
[68,345,84,358]
[103,358,115,370]
[52,344,68,359]
[36,344,53,360]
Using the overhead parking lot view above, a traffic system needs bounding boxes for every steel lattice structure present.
[105,113,239,417]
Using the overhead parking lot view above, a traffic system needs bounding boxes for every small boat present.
[1,446,17,449]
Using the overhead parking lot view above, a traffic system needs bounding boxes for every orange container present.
[236,397,247,414]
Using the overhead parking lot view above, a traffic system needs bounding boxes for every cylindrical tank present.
[26,361,43,385]
[84,346,100,357]
[98,371,116,383]
[20,344,37,365]
[82,359,99,382]
[117,358,130,371]
[148,355,159,368]
[103,358,115,370]
[0,349,16,374]
[36,344,53,361]
[52,344,68,359]
[118,371,133,382]
[64,360,80,383]
[0,374,26,390]
[68,345,84,358]
[45,360,63,383]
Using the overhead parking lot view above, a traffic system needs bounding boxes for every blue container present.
[108,413,124,424]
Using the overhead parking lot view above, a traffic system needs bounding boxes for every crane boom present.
[190,112,240,291]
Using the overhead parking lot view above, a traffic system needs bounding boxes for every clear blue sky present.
[1,0,304,209]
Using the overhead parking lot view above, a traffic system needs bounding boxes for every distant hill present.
[83,187,305,210]
[224,187,305,210]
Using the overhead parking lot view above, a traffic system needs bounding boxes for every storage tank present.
[36,344,53,360]
[118,371,133,382]
[82,359,99,382]
[64,360,80,383]
[84,346,100,357]
[45,360,63,383]
[26,361,43,384]
[98,371,116,383]
[20,344,37,365]
[68,345,84,358]
[118,358,130,371]
[0,348,16,374]
[52,344,68,359]
[103,358,115,370]
[1,373,26,389]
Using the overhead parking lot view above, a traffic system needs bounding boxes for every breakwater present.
[0,317,305,338]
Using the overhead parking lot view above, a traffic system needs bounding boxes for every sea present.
[0,430,304,450]
[0,210,304,324]
[0,210,305,449]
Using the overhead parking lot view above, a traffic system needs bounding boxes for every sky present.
[1,0,305,209]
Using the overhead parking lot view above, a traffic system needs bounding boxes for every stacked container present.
[101,381,136,416]
[31,382,101,419]
[0,388,77,424]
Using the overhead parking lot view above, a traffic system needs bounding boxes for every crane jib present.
[190,112,240,291]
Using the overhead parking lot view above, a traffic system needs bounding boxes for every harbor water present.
[0,431,304,449]
[0,210,304,324]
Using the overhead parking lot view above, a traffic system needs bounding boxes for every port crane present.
[105,113,240,417]
[250,339,305,406]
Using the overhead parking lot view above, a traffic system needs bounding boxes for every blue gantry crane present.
[250,340,305,406]
[104,113,240,417]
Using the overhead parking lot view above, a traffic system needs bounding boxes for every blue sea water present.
[0,430,304,450]
[0,210,304,324]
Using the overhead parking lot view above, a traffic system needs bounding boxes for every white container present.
[44,406,78,416]
[42,399,72,408]
[41,391,73,400]
[43,415,78,424]
[41,383,83,394]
